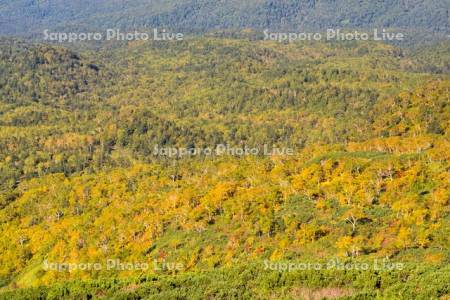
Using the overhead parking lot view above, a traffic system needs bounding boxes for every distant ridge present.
[1,0,449,36]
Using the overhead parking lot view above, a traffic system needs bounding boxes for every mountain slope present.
[0,38,448,201]
[0,38,448,298]
[1,0,449,36]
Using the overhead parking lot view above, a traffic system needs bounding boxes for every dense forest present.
[1,0,449,37]
[0,36,448,299]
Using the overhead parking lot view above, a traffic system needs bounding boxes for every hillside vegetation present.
[0,37,448,299]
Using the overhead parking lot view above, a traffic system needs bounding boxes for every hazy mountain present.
[1,0,449,36]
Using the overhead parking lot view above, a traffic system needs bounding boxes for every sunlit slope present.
[0,38,448,298]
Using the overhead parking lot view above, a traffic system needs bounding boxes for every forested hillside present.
[1,0,449,36]
[0,37,449,298]
[1,38,449,203]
